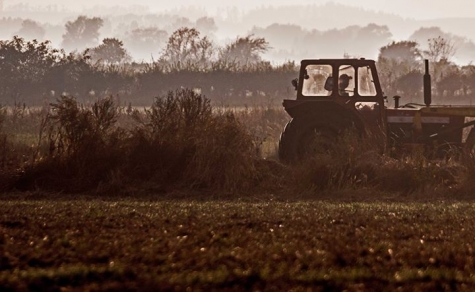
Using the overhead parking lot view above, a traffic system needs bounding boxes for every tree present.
[124,27,168,62]
[0,37,61,101]
[455,40,475,65]
[218,35,269,67]
[377,41,423,97]
[89,38,131,64]
[251,23,305,51]
[395,71,423,102]
[409,26,475,65]
[195,17,217,36]
[461,65,475,96]
[353,23,392,56]
[423,36,457,84]
[14,19,45,40]
[438,71,463,97]
[409,27,446,47]
[378,41,422,64]
[62,16,104,52]
[168,17,193,32]
[424,36,456,64]
[160,27,213,70]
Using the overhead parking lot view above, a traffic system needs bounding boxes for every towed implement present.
[279,58,475,162]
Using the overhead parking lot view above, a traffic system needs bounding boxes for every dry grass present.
[286,128,469,199]
[0,90,474,199]
[7,90,260,193]
[234,105,289,159]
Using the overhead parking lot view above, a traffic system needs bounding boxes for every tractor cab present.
[295,59,382,99]
[285,59,387,135]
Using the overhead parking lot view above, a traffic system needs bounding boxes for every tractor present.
[279,58,475,162]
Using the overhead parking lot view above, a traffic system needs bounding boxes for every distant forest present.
[1,3,475,106]
[2,2,475,63]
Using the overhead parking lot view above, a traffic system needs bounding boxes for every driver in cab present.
[338,74,352,96]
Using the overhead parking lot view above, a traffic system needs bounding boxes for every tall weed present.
[127,89,258,190]
[186,112,258,190]
[0,104,47,191]
[235,106,289,159]
[19,96,124,192]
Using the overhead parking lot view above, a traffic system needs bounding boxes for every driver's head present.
[338,74,352,89]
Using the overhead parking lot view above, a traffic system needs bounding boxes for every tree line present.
[0,28,296,106]
[1,23,475,106]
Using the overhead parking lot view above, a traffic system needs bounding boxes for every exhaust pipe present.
[393,95,401,109]
[424,59,432,107]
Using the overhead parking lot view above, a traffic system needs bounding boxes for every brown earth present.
[1,193,475,291]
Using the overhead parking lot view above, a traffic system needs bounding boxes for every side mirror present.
[324,76,333,91]
[291,78,298,90]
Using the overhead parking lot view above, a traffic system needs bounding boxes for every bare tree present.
[424,36,457,83]
[160,27,214,71]
[218,35,269,67]
[424,36,456,63]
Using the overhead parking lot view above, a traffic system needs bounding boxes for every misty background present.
[2,0,475,64]
[2,0,475,107]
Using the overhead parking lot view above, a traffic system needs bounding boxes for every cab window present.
[301,65,332,96]
[358,66,377,96]
[338,65,355,97]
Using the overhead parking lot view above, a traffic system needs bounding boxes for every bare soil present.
[1,193,475,291]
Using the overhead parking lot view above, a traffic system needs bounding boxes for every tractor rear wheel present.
[279,118,343,163]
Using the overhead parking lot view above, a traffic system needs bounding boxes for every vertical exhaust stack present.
[424,59,432,107]
[394,95,401,109]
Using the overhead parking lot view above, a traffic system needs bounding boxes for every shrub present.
[15,89,259,193]
[126,89,258,191]
[18,96,125,192]
[0,104,50,192]
[124,89,213,183]
[186,112,258,190]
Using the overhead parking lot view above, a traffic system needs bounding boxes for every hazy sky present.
[5,0,475,20]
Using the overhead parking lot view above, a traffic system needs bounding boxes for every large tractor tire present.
[279,117,345,163]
